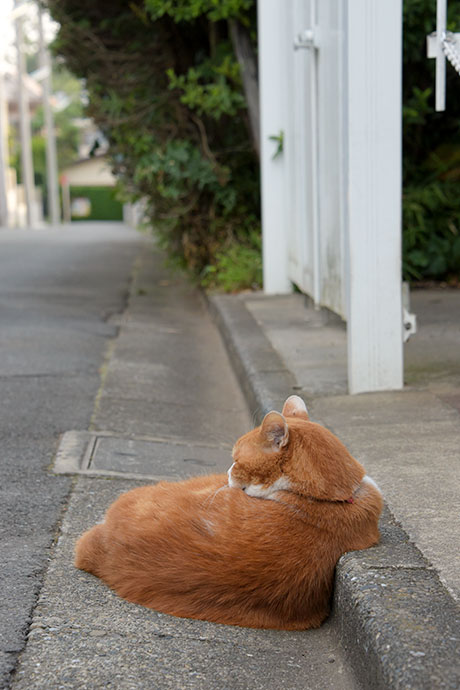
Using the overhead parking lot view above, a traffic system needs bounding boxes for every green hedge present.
[69,186,123,221]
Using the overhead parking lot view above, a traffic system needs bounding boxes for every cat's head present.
[228,395,365,503]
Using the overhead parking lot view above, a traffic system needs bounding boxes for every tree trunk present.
[229,19,260,158]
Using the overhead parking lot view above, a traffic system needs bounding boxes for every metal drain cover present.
[53,430,232,481]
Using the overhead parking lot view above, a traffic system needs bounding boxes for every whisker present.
[251,406,263,426]
[204,484,229,509]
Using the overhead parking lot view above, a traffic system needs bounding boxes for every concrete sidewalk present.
[209,289,460,689]
[10,245,360,690]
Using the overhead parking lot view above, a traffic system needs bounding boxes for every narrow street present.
[1,222,361,689]
[0,223,142,686]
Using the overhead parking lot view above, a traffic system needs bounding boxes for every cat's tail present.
[74,524,106,576]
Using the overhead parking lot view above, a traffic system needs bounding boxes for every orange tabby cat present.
[75,395,382,630]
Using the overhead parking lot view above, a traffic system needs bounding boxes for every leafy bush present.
[46,0,260,290]
[201,230,262,291]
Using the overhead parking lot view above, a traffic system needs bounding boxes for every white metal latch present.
[426,31,460,58]
[427,31,460,111]
[294,27,319,51]
[403,308,417,343]
[402,283,417,343]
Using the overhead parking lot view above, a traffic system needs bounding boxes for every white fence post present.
[345,0,404,393]
[435,0,447,111]
[258,0,291,295]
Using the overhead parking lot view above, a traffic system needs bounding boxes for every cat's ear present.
[282,395,309,421]
[260,411,289,450]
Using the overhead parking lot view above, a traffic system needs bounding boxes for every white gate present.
[286,0,346,317]
[258,0,404,394]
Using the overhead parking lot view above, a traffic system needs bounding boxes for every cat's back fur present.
[75,396,383,630]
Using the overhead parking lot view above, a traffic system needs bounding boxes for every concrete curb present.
[208,293,460,690]
[207,294,297,422]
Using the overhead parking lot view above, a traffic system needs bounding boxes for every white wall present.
[63,157,116,187]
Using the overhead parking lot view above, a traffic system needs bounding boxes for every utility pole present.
[37,3,60,225]
[15,1,36,227]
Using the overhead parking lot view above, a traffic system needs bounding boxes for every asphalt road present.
[0,222,142,688]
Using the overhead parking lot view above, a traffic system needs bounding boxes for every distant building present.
[60,154,123,222]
